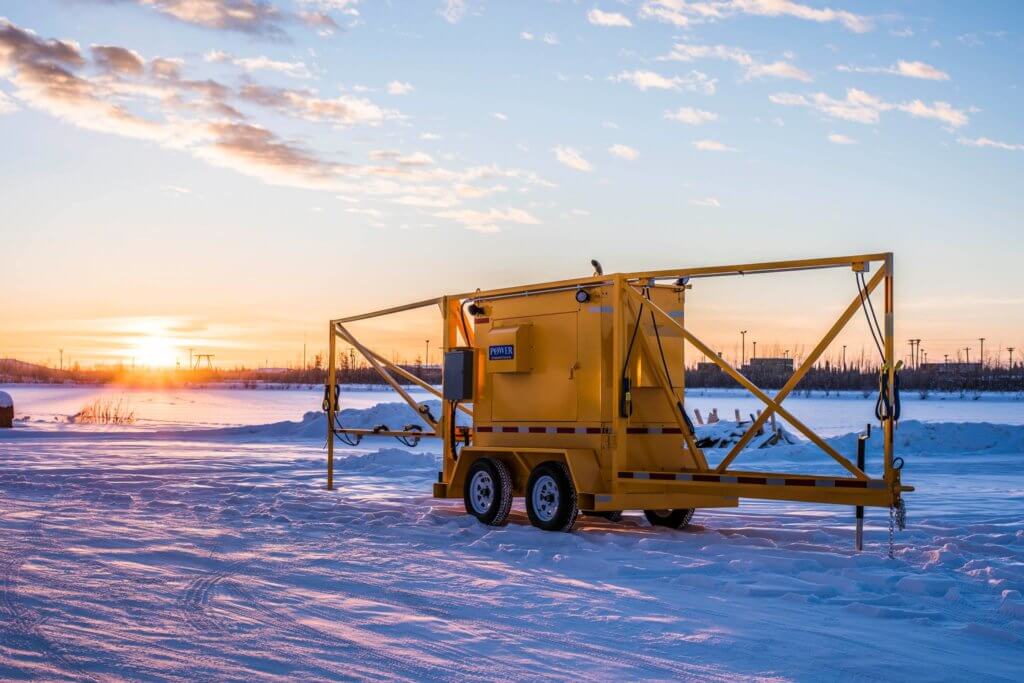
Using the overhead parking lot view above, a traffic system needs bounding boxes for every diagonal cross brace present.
[626,287,868,480]
[714,265,886,473]
[335,323,439,431]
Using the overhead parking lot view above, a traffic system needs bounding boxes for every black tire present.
[525,461,578,532]
[463,458,513,526]
[644,508,695,529]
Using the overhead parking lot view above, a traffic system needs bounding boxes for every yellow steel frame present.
[326,252,910,510]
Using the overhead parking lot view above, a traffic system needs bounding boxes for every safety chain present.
[887,500,907,559]
[896,499,907,531]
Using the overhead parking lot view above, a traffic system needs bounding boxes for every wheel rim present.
[532,474,559,522]
[469,470,494,514]
[651,509,672,518]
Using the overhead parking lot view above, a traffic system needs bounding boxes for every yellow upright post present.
[884,253,895,481]
[611,276,626,493]
[441,296,453,481]
[327,322,336,490]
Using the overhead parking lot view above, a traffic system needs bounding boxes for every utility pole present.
[425,339,430,368]
[752,340,757,359]
[842,345,847,370]
[978,338,985,368]
[740,330,747,367]
[965,347,971,364]
[1008,347,1015,370]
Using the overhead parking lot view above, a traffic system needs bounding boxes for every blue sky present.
[1,1,1022,368]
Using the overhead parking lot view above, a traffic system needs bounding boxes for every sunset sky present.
[1,1,1022,369]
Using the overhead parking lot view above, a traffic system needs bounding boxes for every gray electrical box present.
[443,348,475,400]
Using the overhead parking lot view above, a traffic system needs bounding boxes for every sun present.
[130,334,179,368]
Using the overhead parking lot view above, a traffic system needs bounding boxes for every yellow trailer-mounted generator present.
[326,253,912,538]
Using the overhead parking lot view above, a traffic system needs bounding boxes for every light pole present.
[425,339,430,368]
[965,347,971,364]
[1009,347,1015,370]
[59,349,63,372]
[978,338,986,368]
[752,340,757,359]
[842,345,847,370]
[740,330,747,367]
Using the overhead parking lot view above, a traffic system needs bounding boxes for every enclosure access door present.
[489,311,578,422]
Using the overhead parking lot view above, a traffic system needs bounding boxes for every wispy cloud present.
[770,88,969,128]
[439,0,468,24]
[0,18,549,232]
[78,0,341,39]
[660,42,811,82]
[238,84,399,126]
[434,207,539,233]
[587,9,633,27]
[957,137,1024,152]
[693,140,736,152]
[0,90,17,114]
[690,197,721,207]
[554,146,593,171]
[639,0,872,33]
[837,60,949,81]
[204,50,312,79]
[611,69,716,94]
[665,106,717,125]
[608,144,639,160]
[386,80,414,95]
[827,132,856,144]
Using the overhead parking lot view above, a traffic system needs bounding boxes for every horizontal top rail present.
[330,253,891,324]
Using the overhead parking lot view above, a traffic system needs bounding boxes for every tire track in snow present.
[175,555,453,681]
[0,519,100,683]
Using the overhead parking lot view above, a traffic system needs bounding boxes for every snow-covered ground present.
[0,389,1022,681]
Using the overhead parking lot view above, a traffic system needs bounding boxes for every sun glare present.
[129,334,179,368]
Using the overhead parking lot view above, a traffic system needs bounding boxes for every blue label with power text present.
[489,344,515,360]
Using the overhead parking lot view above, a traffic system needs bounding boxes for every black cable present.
[650,310,675,390]
[458,300,472,346]
[856,272,885,360]
[449,399,461,460]
[622,302,644,380]
[860,271,886,354]
[619,300,645,417]
[649,305,696,436]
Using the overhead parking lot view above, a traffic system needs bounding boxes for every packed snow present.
[0,388,1022,681]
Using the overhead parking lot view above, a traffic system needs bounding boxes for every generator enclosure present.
[327,253,911,526]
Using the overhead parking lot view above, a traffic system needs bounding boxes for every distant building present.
[743,357,794,374]
[919,362,981,373]
[255,367,290,375]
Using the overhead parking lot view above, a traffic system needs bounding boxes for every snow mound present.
[695,420,798,448]
[339,448,439,474]
[826,420,1024,456]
